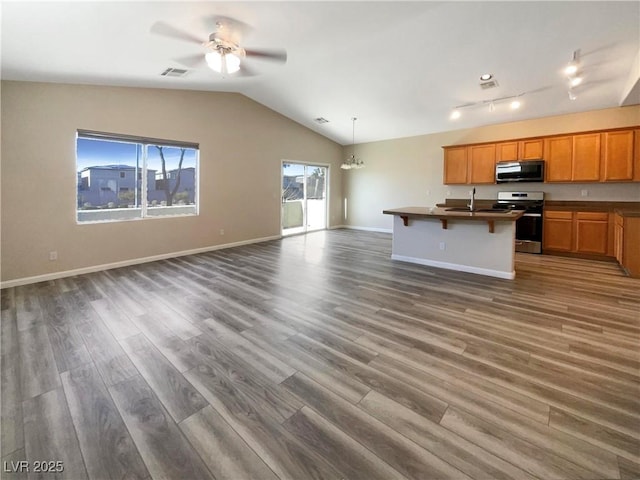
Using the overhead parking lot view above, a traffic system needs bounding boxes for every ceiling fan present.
[151,16,287,77]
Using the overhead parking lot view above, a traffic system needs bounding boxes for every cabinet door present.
[602,130,634,181]
[635,129,640,182]
[543,211,573,251]
[575,212,608,255]
[443,147,468,184]
[544,136,573,182]
[614,215,624,263]
[496,142,518,162]
[468,144,496,184]
[519,139,543,160]
[572,133,601,182]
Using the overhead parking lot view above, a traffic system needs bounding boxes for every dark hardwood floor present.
[1,229,639,479]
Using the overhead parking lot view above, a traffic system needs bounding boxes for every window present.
[76,130,199,223]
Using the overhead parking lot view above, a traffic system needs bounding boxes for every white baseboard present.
[343,225,393,234]
[1,235,281,289]
[391,254,515,280]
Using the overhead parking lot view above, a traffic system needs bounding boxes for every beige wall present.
[1,81,343,283]
[343,106,640,230]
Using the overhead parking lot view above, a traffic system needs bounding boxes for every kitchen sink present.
[444,207,511,213]
[476,208,511,213]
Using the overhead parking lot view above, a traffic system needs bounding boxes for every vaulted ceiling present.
[2,1,639,145]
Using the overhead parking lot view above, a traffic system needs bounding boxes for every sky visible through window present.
[77,138,197,171]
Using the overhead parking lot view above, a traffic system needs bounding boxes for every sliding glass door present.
[282,162,328,236]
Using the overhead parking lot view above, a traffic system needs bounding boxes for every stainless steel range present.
[494,191,544,254]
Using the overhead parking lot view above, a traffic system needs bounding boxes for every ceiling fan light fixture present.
[205,50,241,74]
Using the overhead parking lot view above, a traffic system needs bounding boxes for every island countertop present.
[383,206,524,221]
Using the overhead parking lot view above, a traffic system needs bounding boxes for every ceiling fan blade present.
[244,48,287,64]
[150,21,204,45]
[173,54,206,68]
[237,63,259,77]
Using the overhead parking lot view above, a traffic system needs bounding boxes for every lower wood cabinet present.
[543,211,573,251]
[543,210,609,256]
[614,213,640,278]
[575,212,608,255]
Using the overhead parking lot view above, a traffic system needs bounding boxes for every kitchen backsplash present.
[443,182,640,202]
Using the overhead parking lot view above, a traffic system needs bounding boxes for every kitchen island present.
[383,206,524,279]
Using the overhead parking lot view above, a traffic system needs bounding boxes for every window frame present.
[76,130,200,224]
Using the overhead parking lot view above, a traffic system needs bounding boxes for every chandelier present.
[341,117,364,170]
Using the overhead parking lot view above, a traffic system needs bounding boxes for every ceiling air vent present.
[160,68,189,77]
[480,79,499,89]
[314,117,330,124]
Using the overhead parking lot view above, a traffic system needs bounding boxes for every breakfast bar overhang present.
[383,207,525,279]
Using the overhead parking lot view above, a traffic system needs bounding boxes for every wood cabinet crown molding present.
[442,125,640,150]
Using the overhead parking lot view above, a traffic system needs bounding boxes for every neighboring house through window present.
[76,130,199,223]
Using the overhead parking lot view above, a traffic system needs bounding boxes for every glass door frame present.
[280,160,330,236]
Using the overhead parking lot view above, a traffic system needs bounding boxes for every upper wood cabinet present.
[495,139,543,162]
[443,126,639,185]
[443,145,496,184]
[443,146,468,184]
[519,138,544,160]
[545,133,601,182]
[602,130,634,181]
[544,136,573,182]
[468,144,496,184]
[572,133,601,182]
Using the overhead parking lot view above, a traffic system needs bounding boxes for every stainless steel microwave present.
[496,160,545,183]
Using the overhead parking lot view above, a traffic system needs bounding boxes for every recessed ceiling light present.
[450,110,461,120]
[510,100,521,110]
[480,73,493,81]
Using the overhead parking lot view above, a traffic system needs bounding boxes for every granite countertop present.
[383,206,524,222]
[544,200,640,210]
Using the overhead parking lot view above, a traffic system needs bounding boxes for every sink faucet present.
[468,187,476,212]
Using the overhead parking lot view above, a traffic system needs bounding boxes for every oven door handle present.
[523,213,542,217]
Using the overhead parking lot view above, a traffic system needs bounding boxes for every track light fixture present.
[565,49,583,100]
[449,92,525,120]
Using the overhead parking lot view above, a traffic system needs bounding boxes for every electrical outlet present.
[439,242,446,251]
[49,251,58,261]
[219,229,225,235]
[581,189,588,197]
